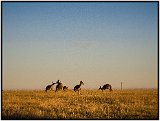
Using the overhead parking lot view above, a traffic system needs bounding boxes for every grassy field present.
[2,89,158,119]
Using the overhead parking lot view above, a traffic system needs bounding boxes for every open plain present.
[2,89,158,119]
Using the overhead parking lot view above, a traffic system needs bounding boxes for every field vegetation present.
[2,89,158,119]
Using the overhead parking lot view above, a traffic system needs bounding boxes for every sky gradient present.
[2,2,158,90]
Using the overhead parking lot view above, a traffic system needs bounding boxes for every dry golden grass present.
[2,89,158,119]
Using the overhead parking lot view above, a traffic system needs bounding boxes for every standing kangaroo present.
[99,84,112,91]
[74,81,84,93]
[46,82,56,92]
[55,80,63,92]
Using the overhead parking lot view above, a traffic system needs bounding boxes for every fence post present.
[121,82,122,90]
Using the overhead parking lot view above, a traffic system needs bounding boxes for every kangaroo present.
[99,84,112,91]
[63,86,68,91]
[46,82,56,92]
[74,81,84,93]
[55,80,63,92]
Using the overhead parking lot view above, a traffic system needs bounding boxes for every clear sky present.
[2,2,158,90]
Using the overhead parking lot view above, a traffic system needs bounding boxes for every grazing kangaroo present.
[55,80,63,92]
[46,82,56,92]
[74,81,84,93]
[99,84,112,91]
[63,86,68,91]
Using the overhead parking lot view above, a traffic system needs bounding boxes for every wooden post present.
[121,82,122,90]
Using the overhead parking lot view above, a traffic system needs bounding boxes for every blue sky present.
[3,2,158,89]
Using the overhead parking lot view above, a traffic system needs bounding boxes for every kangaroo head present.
[80,81,84,85]
[52,82,56,85]
[56,80,61,84]
[99,86,102,90]
[109,85,112,91]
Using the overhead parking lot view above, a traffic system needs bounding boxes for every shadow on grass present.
[2,114,159,120]
[2,114,59,120]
